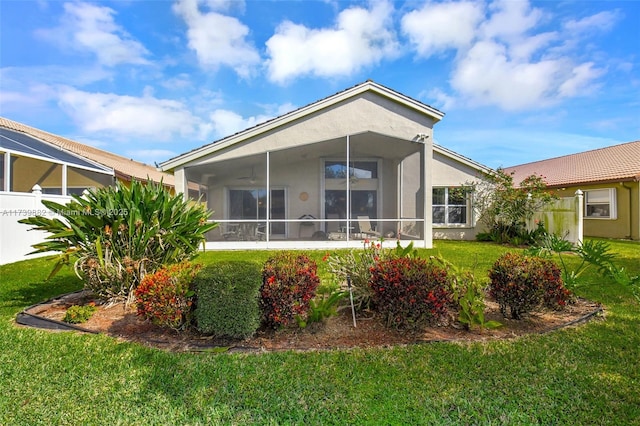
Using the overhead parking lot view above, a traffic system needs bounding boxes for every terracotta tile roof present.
[504,141,640,188]
[0,116,175,187]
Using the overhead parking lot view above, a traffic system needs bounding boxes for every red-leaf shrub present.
[260,252,320,328]
[543,278,573,309]
[134,262,200,330]
[369,257,451,329]
[488,252,569,319]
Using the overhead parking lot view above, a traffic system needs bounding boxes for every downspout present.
[621,182,633,240]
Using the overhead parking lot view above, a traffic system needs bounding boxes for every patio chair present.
[357,216,381,238]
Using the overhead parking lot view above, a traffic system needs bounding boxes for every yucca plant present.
[19,179,217,303]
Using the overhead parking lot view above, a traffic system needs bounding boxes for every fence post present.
[31,184,42,210]
[575,189,584,244]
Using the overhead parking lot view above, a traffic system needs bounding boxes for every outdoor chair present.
[357,216,381,238]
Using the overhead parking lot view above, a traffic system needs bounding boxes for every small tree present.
[19,179,216,303]
[468,168,556,243]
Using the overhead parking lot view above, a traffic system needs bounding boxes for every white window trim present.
[585,188,617,220]
[433,187,471,227]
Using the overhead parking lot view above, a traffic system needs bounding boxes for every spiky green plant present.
[19,179,217,303]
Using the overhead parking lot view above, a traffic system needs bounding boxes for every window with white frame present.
[432,187,469,226]
[585,188,617,219]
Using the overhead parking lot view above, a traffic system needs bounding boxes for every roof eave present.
[545,176,639,189]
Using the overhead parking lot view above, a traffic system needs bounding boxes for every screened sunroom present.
[161,81,486,250]
[0,127,114,194]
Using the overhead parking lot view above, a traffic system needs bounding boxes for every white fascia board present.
[160,82,445,172]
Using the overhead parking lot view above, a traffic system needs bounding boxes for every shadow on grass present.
[0,275,82,314]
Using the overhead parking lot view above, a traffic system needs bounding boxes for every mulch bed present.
[18,290,603,353]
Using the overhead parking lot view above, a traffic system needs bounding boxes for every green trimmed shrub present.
[369,257,451,330]
[193,261,262,338]
[261,252,320,328]
[488,252,568,319]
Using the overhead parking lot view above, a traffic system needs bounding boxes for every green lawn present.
[1,240,639,425]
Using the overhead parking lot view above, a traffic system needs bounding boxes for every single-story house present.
[161,80,493,250]
[504,141,640,240]
[0,116,179,265]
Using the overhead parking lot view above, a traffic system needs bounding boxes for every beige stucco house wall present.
[162,81,492,249]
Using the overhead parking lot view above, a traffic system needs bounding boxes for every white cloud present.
[173,0,260,77]
[266,1,399,83]
[0,81,58,112]
[564,10,621,34]
[425,87,456,111]
[403,0,610,111]
[401,1,484,57]
[208,102,296,138]
[58,87,202,140]
[160,73,193,90]
[209,109,255,137]
[202,0,245,13]
[451,40,565,110]
[558,62,604,98]
[479,0,543,40]
[125,149,178,164]
[36,2,149,67]
[507,31,557,61]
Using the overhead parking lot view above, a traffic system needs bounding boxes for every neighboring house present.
[0,116,176,193]
[0,117,178,265]
[504,141,640,240]
[161,80,492,249]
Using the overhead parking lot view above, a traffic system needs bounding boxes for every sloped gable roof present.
[504,141,640,187]
[161,80,445,171]
[0,117,174,186]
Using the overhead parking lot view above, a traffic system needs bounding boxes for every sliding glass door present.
[229,188,286,236]
[323,160,379,233]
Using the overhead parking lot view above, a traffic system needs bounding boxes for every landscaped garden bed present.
[19,289,602,353]
[3,239,638,425]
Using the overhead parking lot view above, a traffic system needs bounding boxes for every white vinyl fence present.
[0,185,72,265]
[527,190,584,244]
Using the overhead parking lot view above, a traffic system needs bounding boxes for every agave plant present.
[19,179,217,303]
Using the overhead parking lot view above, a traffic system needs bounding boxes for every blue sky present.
[1,0,638,169]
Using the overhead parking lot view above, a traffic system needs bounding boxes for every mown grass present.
[1,240,638,425]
